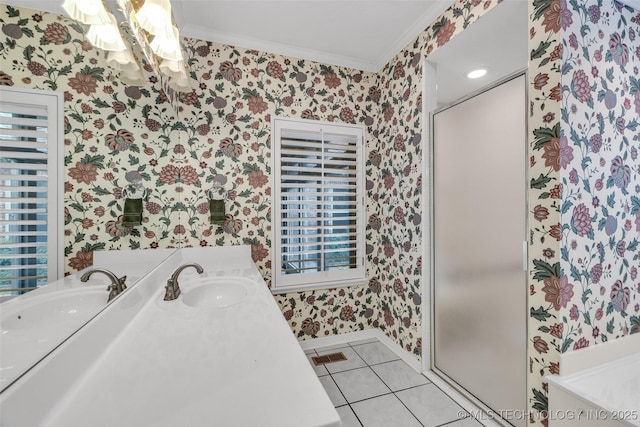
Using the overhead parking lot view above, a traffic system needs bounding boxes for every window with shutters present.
[272,117,365,293]
[0,87,63,297]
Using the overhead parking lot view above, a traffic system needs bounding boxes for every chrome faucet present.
[80,268,127,302]
[164,263,204,301]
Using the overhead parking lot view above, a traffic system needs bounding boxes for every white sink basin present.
[180,277,251,309]
[0,287,108,387]
[1,287,107,330]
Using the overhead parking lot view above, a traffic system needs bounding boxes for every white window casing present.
[0,87,64,296]
[272,116,366,293]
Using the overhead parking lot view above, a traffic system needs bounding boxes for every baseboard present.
[298,329,422,372]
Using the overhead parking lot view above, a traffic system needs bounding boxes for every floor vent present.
[311,352,347,366]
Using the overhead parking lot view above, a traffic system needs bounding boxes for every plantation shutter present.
[0,87,63,296]
[272,117,365,293]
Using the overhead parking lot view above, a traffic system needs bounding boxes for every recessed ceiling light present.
[467,68,488,79]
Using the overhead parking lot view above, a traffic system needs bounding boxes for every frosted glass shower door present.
[432,74,526,426]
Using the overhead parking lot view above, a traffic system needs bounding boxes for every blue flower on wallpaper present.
[608,32,630,69]
[609,156,631,191]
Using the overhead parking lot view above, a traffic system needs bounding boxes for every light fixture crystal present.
[150,25,183,61]
[86,12,127,51]
[62,0,110,25]
[135,0,174,37]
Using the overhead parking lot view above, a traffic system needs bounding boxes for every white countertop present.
[40,247,339,427]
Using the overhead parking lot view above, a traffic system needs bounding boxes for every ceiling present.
[1,0,454,72]
[426,0,528,107]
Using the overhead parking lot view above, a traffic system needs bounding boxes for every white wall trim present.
[298,329,422,372]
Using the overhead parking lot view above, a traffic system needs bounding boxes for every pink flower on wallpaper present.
[549,323,563,338]
[68,72,98,96]
[158,165,180,185]
[569,304,579,321]
[558,136,573,169]
[340,305,355,321]
[533,336,549,354]
[301,318,320,336]
[251,243,268,262]
[573,337,589,350]
[572,203,592,237]
[68,251,92,271]
[542,137,561,171]
[608,32,629,68]
[43,22,69,44]
[541,275,574,311]
[219,61,242,82]
[68,161,98,184]
[435,18,456,47]
[180,166,199,186]
[590,263,603,284]
[610,156,631,189]
[610,280,630,312]
[247,96,268,114]
[572,69,592,103]
[323,72,341,89]
[105,129,135,152]
[247,170,268,188]
[542,0,572,33]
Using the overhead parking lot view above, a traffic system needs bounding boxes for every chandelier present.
[62,0,190,105]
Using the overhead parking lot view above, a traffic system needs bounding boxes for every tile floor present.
[305,338,485,427]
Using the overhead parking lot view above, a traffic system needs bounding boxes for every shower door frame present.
[421,65,530,426]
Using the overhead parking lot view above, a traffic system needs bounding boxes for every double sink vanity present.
[0,246,340,427]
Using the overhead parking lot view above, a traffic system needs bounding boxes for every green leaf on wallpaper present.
[581,289,592,307]
[532,259,560,281]
[238,189,252,198]
[627,120,639,132]
[68,202,85,213]
[74,233,85,243]
[560,62,573,76]
[531,174,552,190]
[91,186,111,196]
[7,4,19,16]
[570,264,581,282]
[533,123,559,149]
[237,114,252,123]
[630,316,640,334]
[530,40,551,60]
[560,200,573,215]
[128,154,139,166]
[538,326,550,333]
[58,64,72,76]
[91,98,110,109]
[69,22,84,34]
[68,112,85,124]
[560,338,573,353]
[628,240,639,252]
[531,306,553,322]
[531,387,548,412]
[606,67,614,82]
[606,318,614,334]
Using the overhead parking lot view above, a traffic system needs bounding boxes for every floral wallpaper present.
[559,1,640,347]
[0,4,378,339]
[367,0,501,358]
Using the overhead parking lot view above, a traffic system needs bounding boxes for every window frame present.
[271,116,366,294]
[0,86,64,296]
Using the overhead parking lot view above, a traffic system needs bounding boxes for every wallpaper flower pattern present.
[559,1,640,345]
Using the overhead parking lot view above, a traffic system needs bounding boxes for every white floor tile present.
[318,375,347,407]
[322,347,367,374]
[371,360,429,391]
[348,337,379,346]
[396,384,465,427]
[351,341,399,365]
[306,353,329,376]
[336,405,363,427]
[447,416,485,427]
[351,394,422,427]
[304,348,317,355]
[331,367,391,403]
